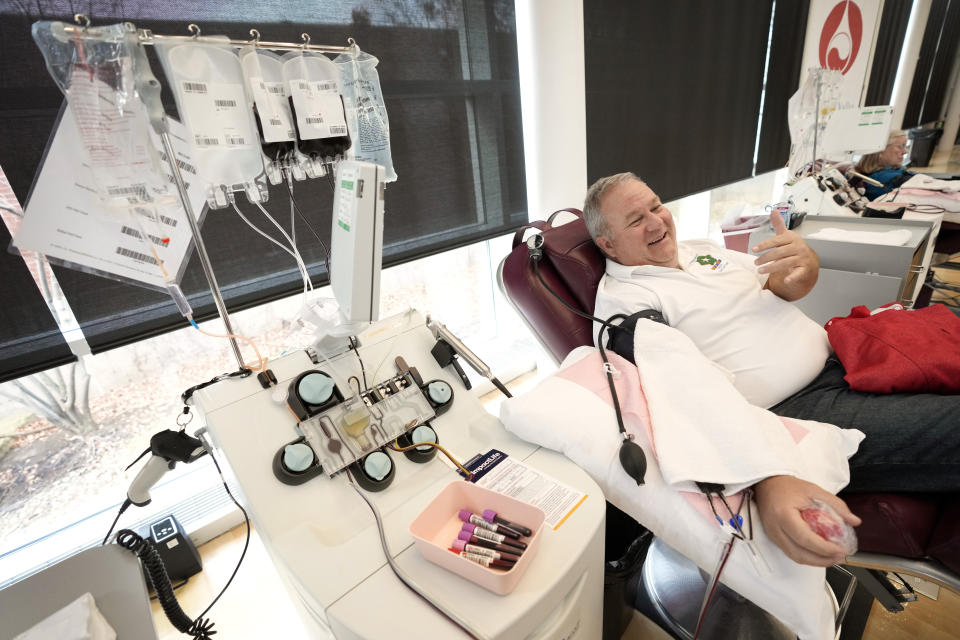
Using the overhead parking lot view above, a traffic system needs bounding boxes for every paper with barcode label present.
[289,79,348,140]
[461,449,588,529]
[15,107,204,288]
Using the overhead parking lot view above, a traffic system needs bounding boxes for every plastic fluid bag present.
[31,20,188,280]
[240,48,297,184]
[787,68,847,178]
[32,22,174,217]
[335,48,397,182]
[155,37,266,208]
[282,51,352,177]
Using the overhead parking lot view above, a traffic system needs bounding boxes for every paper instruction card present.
[460,449,588,530]
[16,107,205,289]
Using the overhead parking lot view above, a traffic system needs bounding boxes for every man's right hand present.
[754,475,861,567]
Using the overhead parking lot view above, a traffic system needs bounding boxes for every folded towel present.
[902,174,960,193]
[807,227,912,246]
[14,592,116,640]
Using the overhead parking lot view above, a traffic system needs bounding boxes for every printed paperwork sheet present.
[15,107,205,289]
[462,449,588,529]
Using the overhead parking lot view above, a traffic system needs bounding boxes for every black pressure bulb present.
[396,423,438,464]
[350,449,396,492]
[287,370,344,420]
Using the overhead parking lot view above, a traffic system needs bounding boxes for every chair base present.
[845,552,960,595]
[634,538,801,640]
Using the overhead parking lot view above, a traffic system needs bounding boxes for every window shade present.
[0,1,525,365]
[584,0,773,202]
[0,223,75,383]
[903,0,960,128]
[755,0,810,175]
[864,0,912,107]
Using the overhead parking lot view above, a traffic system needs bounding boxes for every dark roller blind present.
[755,0,810,175]
[903,0,960,127]
[0,1,525,360]
[864,0,912,106]
[584,0,773,201]
[918,0,960,124]
[0,222,76,383]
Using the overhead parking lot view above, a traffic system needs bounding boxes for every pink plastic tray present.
[409,480,545,595]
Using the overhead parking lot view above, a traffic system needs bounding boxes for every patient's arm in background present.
[754,475,861,567]
[754,212,820,302]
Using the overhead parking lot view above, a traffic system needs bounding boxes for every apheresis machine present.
[7,17,606,640]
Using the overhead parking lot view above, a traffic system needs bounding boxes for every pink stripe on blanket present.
[780,417,810,444]
[556,351,655,445]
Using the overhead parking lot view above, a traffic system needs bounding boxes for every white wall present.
[515,0,588,220]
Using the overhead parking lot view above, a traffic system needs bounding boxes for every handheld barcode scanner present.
[126,429,207,507]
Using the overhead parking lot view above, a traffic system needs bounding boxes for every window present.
[0,0,529,584]
[0,0,526,374]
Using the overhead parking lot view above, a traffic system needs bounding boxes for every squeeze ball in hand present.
[800,499,858,556]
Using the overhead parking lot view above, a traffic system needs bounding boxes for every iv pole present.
[66,15,354,369]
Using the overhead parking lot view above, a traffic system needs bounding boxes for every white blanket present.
[902,174,960,193]
[634,320,863,494]
[500,320,864,640]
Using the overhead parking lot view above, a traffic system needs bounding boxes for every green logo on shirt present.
[695,254,725,271]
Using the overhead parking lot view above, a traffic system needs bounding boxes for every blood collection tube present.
[461,523,527,551]
[457,530,525,556]
[448,548,515,569]
[481,509,533,537]
[458,509,522,539]
[451,539,520,562]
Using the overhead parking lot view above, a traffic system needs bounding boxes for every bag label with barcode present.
[289,79,348,142]
[248,77,296,144]
[179,81,252,149]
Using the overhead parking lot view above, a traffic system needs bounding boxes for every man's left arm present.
[752,212,820,302]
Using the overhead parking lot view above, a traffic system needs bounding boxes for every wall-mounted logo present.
[819,0,863,74]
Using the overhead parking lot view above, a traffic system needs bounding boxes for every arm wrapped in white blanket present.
[499,319,864,640]
[633,320,863,495]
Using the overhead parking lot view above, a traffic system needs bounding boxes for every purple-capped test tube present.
[461,523,527,551]
[456,529,524,555]
[458,509,522,539]
[482,509,533,537]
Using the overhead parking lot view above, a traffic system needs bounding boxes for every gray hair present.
[887,129,906,144]
[582,172,641,240]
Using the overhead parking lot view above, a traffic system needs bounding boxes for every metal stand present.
[812,69,822,171]
[159,132,245,368]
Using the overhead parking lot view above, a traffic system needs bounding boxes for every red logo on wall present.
[819,0,863,74]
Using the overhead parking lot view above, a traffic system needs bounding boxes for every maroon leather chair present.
[497,209,960,595]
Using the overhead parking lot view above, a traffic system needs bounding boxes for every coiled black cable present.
[115,529,217,639]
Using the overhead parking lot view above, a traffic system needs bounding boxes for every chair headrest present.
[500,210,606,362]
[538,216,606,313]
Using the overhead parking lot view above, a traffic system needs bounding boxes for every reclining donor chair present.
[497,209,960,638]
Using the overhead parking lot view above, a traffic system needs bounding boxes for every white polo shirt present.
[593,239,831,408]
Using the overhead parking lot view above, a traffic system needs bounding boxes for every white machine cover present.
[500,320,864,640]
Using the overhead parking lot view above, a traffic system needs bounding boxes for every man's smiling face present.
[594,179,679,268]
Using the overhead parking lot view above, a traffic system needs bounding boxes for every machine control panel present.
[273,361,454,490]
